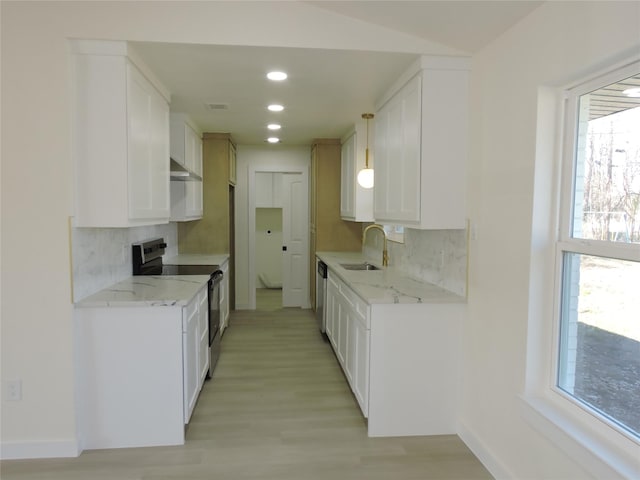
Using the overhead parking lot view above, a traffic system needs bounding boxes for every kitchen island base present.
[367,303,463,437]
[75,307,186,450]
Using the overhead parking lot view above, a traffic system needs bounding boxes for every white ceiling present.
[131,1,543,146]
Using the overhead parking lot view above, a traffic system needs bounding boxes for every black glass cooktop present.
[161,264,220,276]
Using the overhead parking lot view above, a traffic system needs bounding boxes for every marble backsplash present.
[72,223,178,301]
[364,228,467,296]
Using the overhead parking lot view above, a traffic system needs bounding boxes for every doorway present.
[248,166,309,310]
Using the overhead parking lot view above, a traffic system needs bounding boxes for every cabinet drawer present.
[337,277,370,329]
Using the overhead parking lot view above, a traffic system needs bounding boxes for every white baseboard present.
[1,439,80,460]
[458,421,514,480]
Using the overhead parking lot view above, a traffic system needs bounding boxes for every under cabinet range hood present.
[170,158,202,181]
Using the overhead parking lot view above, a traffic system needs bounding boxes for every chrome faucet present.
[362,224,389,267]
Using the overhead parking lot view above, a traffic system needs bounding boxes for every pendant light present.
[357,113,375,189]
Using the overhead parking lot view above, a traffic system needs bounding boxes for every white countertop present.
[164,253,229,266]
[316,251,465,305]
[75,275,211,308]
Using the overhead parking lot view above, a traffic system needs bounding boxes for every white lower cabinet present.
[324,269,463,436]
[183,285,209,423]
[326,271,370,417]
[76,282,209,450]
[351,307,370,415]
[325,273,340,352]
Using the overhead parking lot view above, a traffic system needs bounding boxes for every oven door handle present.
[211,270,224,284]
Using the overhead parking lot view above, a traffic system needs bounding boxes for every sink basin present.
[340,262,380,271]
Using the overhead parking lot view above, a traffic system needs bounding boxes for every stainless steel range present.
[132,238,223,378]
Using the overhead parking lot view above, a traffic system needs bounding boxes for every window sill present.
[520,395,639,479]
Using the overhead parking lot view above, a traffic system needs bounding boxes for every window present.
[382,224,404,243]
[556,63,640,441]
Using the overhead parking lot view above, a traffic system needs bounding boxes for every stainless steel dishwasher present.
[316,260,328,333]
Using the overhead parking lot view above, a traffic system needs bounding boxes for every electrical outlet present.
[6,380,22,401]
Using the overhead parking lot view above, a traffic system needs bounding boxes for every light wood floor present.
[256,287,282,311]
[1,303,492,480]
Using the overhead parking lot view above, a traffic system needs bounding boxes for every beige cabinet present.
[229,141,237,185]
[309,140,363,307]
[72,40,171,228]
[374,56,470,229]
[177,133,233,254]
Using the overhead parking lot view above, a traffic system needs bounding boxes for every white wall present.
[461,2,640,479]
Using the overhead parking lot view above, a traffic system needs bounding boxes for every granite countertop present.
[164,253,229,266]
[316,251,466,305]
[75,275,211,308]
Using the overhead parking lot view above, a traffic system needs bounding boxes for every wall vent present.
[206,103,229,111]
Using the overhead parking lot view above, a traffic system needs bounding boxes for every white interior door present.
[281,173,307,307]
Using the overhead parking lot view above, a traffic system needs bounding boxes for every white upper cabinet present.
[72,40,171,228]
[340,121,374,222]
[255,172,283,208]
[170,114,203,221]
[374,56,470,229]
[170,114,203,177]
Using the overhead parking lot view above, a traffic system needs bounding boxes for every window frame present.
[553,59,640,440]
[522,58,640,480]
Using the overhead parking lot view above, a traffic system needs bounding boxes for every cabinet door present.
[186,181,203,218]
[220,260,230,333]
[326,273,340,350]
[336,288,349,369]
[170,181,203,221]
[182,295,199,423]
[345,304,356,385]
[184,124,203,176]
[340,133,356,218]
[374,74,421,224]
[127,63,170,221]
[255,172,273,208]
[197,288,209,386]
[353,315,369,416]
[229,141,237,185]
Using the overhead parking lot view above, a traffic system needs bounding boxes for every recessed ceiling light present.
[622,87,640,98]
[268,104,284,112]
[267,71,287,81]
[267,124,281,130]
[267,137,280,143]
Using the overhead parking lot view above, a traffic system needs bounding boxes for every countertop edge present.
[74,275,211,308]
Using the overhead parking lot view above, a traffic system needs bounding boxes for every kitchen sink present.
[339,262,380,271]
